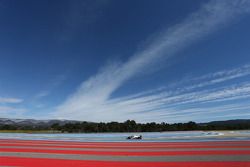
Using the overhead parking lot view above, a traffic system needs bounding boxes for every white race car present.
[126,135,142,140]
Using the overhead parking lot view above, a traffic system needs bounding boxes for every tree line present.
[1,120,250,132]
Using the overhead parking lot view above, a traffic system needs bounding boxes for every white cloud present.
[0,97,23,104]
[35,91,50,99]
[0,97,26,118]
[0,106,27,118]
[0,106,26,112]
[54,0,250,122]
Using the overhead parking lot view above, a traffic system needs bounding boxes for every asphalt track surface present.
[1,139,250,167]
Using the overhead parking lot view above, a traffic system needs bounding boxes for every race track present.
[1,139,250,167]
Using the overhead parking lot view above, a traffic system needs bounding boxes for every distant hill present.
[200,119,250,126]
[1,118,250,127]
[0,118,80,127]
[1,118,250,132]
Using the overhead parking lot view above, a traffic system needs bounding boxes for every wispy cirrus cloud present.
[0,106,26,112]
[78,78,250,123]
[54,64,250,122]
[0,106,27,118]
[0,97,23,104]
[54,0,250,122]
[0,97,26,118]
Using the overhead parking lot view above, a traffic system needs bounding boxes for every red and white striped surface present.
[1,139,250,167]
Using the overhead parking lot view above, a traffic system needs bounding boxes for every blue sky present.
[1,0,250,123]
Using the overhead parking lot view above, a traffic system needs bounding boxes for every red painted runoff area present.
[1,140,250,167]
[1,157,250,167]
[1,147,250,156]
